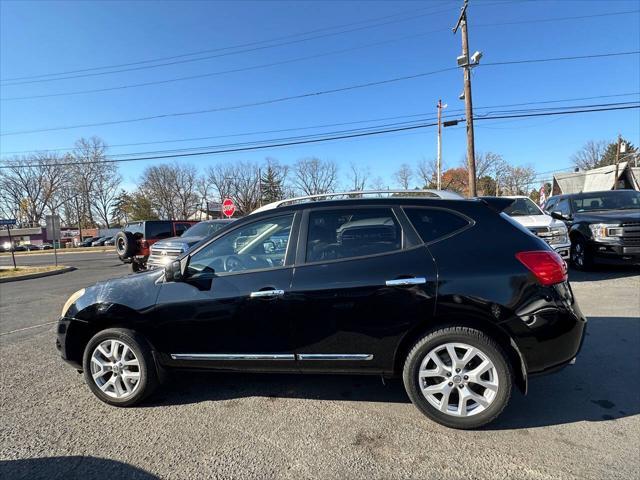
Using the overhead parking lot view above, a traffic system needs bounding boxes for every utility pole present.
[436,99,446,190]
[74,195,83,244]
[613,135,625,189]
[454,0,478,197]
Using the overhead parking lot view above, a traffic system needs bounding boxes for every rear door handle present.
[385,277,426,287]
[250,289,285,298]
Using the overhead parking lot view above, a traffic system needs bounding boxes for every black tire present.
[115,231,136,259]
[570,236,593,271]
[403,326,512,429]
[82,328,158,407]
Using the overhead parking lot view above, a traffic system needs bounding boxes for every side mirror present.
[164,260,184,282]
[550,211,566,221]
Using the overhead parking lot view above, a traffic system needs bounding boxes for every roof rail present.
[251,189,464,214]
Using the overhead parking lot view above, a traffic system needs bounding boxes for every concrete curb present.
[0,249,111,258]
[0,266,77,283]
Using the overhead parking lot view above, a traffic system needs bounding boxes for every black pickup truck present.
[543,189,640,269]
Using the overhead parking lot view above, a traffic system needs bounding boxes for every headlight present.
[61,288,85,317]
[589,223,622,240]
[546,224,568,245]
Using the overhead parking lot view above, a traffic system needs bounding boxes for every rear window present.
[125,222,143,235]
[145,221,173,239]
[404,208,470,243]
[306,208,402,263]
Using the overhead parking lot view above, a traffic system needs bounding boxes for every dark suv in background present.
[115,220,197,271]
[59,192,585,429]
[543,190,640,269]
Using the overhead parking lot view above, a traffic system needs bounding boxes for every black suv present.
[544,190,640,269]
[58,194,585,429]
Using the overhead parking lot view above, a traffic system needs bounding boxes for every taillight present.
[142,240,149,249]
[515,250,568,286]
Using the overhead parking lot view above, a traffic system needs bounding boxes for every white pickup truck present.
[504,196,571,259]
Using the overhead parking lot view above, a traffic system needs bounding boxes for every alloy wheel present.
[572,242,585,267]
[418,342,499,417]
[90,339,141,399]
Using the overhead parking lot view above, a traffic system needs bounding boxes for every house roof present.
[553,162,629,194]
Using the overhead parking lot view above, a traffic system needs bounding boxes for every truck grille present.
[622,222,640,246]
[148,247,183,268]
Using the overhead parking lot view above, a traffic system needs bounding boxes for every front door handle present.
[385,277,426,287]
[250,289,285,298]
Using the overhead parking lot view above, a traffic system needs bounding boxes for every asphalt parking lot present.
[0,251,639,480]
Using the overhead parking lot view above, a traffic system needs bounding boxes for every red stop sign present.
[222,198,235,218]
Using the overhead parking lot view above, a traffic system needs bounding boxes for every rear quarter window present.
[404,208,471,243]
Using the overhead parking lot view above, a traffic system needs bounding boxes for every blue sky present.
[1,0,639,191]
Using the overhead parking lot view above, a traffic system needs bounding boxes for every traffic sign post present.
[222,198,235,218]
[1,219,17,269]
[46,215,61,267]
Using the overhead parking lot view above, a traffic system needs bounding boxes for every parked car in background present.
[502,196,570,259]
[543,189,640,269]
[115,220,198,272]
[41,243,53,250]
[92,236,113,247]
[12,245,27,252]
[58,191,585,429]
[147,219,235,269]
[104,237,116,246]
[79,237,97,247]
[21,243,41,251]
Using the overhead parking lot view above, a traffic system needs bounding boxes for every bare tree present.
[417,157,438,188]
[393,163,413,189]
[206,163,236,205]
[501,165,536,195]
[139,163,200,219]
[291,157,338,195]
[572,140,606,171]
[72,137,110,226]
[347,162,370,191]
[0,154,66,225]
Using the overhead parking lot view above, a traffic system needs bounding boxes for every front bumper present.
[589,241,640,265]
[550,242,571,260]
[56,317,85,370]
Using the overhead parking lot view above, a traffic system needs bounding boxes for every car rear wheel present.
[82,328,158,407]
[403,326,512,429]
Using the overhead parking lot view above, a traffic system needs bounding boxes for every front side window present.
[188,214,294,275]
[306,208,401,263]
[404,208,470,243]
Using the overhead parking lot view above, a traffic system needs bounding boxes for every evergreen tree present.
[599,138,637,168]
[260,161,286,204]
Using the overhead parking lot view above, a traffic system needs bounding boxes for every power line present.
[483,50,640,67]
[0,30,449,102]
[3,10,637,98]
[3,50,637,137]
[1,102,637,169]
[0,67,458,136]
[2,92,637,155]
[0,6,457,86]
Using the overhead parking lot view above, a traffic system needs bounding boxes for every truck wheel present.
[403,326,512,429]
[83,328,158,407]
[131,261,146,273]
[115,231,136,259]
[570,237,593,271]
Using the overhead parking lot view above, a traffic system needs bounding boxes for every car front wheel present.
[570,236,593,270]
[82,328,158,407]
[403,326,512,429]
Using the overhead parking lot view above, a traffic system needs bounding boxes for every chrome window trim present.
[296,354,373,361]
[171,353,295,361]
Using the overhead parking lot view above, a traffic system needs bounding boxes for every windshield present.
[571,191,640,212]
[181,221,227,238]
[504,198,543,216]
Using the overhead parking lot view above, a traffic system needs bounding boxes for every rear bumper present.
[503,282,587,375]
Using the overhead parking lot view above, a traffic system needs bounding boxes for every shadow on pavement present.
[568,265,639,282]
[145,316,639,429]
[0,456,159,480]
